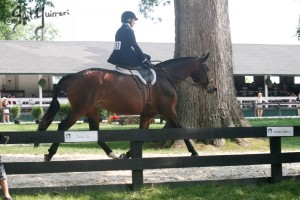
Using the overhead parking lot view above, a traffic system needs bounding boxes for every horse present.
[39,53,217,161]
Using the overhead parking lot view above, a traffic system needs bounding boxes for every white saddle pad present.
[115,66,156,85]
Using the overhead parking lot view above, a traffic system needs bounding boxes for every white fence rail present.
[237,97,299,109]
[5,96,300,110]
[6,98,69,109]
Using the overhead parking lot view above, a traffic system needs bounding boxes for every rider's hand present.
[143,59,152,67]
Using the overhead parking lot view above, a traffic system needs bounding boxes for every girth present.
[129,71,152,115]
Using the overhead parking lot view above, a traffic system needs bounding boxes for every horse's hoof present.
[191,153,199,156]
[108,152,119,159]
[119,153,130,159]
[44,154,51,162]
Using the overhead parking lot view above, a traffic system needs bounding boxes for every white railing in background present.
[6,98,69,109]
[237,96,298,108]
[5,96,299,110]
[237,96,296,103]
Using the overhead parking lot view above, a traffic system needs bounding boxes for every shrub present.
[58,103,71,120]
[10,105,21,124]
[10,106,21,120]
[31,106,44,122]
[99,108,108,121]
[38,78,46,88]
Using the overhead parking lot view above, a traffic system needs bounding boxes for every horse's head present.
[191,53,217,94]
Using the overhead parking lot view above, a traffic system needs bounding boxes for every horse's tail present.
[38,74,73,131]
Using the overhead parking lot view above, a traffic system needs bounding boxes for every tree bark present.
[174,0,249,146]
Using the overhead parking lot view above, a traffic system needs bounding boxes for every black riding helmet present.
[121,11,138,23]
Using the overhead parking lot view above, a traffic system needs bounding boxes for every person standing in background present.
[1,98,10,123]
[256,92,269,117]
[296,93,300,116]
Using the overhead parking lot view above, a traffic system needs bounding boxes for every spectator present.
[1,98,10,123]
[296,93,300,116]
[256,92,269,117]
[0,157,13,200]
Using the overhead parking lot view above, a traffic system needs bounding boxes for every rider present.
[107,11,153,82]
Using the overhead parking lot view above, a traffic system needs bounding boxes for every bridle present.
[190,61,216,93]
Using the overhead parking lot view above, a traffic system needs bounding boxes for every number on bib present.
[114,41,121,50]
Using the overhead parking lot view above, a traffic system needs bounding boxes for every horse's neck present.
[163,59,197,85]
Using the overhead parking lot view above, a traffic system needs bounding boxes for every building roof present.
[0,41,299,76]
[232,44,300,76]
[0,41,174,75]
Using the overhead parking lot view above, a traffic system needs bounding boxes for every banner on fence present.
[267,127,294,137]
[64,131,98,142]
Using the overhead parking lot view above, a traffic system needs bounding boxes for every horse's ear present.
[200,52,209,61]
[203,52,210,61]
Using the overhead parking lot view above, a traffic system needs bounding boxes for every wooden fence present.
[1,127,300,194]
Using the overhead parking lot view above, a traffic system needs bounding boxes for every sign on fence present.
[267,127,294,137]
[64,131,98,142]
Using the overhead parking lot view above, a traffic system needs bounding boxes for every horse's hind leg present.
[44,112,81,161]
[86,110,117,159]
[164,113,199,156]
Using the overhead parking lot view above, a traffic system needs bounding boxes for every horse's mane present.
[154,57,198,68]
[74,57,199,75]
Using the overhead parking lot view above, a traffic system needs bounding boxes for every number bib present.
[114,41,121,50]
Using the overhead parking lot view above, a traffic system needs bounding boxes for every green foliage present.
[23,22,59,41]
[10,105,21,120]
[0,23,25,40]
[0,0,16,21]
[58,103,71,120]
[0,0,25,40]
[138,0,171,21]
[38,78,46,88]
[10,0,54,26]
[31,106,44,120]
[265,77,273,89]
[0,0,55,40]
[99,108,107,116]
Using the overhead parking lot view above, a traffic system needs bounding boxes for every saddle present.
[115,66,156,85]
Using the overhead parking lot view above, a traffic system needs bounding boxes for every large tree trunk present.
[174,0,249,146]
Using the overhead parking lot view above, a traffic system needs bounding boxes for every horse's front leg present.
[183,139,199,156]
[119,115,152,159]
[44,143,60,161]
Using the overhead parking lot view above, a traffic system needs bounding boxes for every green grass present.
[248,118,300,127]
[12,179,300,200]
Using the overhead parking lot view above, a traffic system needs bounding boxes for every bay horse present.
[39,53,216,161]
